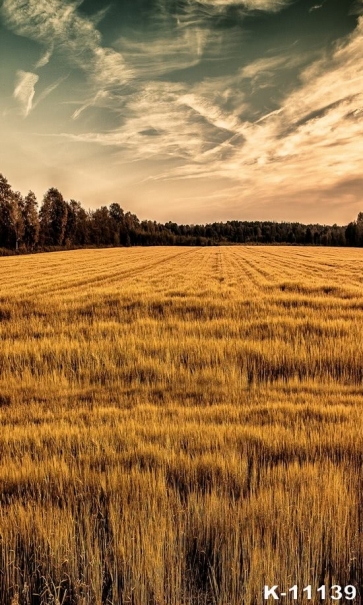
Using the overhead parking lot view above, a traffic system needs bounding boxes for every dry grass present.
[0,246,363,604]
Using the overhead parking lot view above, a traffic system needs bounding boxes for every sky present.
[0,0,362,225]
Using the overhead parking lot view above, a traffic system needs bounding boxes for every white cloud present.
[71,90,111,120]
[63,82,211,159]
[54,12,363,211]
[98,12,363,219]
[13,70,39,117]
[35,46,53,69]
[240,55,298,79]
[1,0,131,88]
[242,0,290,9]
[178,93,240,131]
[116,27,207,79]
[34,77,66,109]
[4,0,363,220]
[194,0,290,11]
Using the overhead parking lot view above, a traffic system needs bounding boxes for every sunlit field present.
[1,246,363,605]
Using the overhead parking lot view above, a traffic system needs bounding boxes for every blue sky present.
[0,0,362,224]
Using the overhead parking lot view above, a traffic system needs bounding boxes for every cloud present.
[178,93,240,131]
[13,70,39,116]
[116,27,207,79]
[1,0,131,88]
[349,1,363,16]
[34,77,66,109]
[88,10,363,221]
[62,82,211,157]
[54,10,363,214]
[34,46,53,68]
[243,0,290,8]
[3,0,363,221]
[71,90,111,120]
[240,55,297,79]
[193,0,290,11]
[57,78,244,171]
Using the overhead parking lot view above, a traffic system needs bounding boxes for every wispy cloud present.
[78,11,363,220]
[194,0,290,11]
[2,0,363,222]
[240,55,301,79]
[13,70,39,116]
[34,77,66,109]
[178,93,240,131]
[50,8,363,220]
[116,28,206,79]
[243,0,290,8]
[34,46,53,69]
[63,82,214,159]
[71,90,111,120]
[1,0,131,88]
[170,14,363,211]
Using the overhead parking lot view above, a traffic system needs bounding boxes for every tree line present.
[0,173,362,253]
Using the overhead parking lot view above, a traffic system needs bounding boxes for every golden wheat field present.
[1,246,363,605]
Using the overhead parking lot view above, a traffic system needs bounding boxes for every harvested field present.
[0,246,363,604]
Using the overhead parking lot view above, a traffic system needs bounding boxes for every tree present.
[0,174,14,248]
[109,202,124,246]
[109,202,124,224]
[287,230,295,244]
[64,200,77,246]
[90,207,112,245]
[11,191,25,250]
[22,191,39,249]
[346,222,356,246]
[123,211,139,246]
[0,176,25,250]
[75,205,89,245]
[305,227,313,245]
[64,199,89,246]
[356,212,363,246]
[345,214,363,247]
[39,188,68,246]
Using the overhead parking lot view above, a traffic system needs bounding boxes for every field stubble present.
[0,246,363,604]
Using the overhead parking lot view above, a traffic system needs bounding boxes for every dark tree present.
[109,202,125,246]
[305,227,313,244]
[12,191,25,250]
[1,171,362,252]
[40,188,68,246]
[23,191,40,249]
[64,199,89,246]
[0,174,14,248]
[90,207,112,245]
[109,202,124,224]
[0,176,25,249]
[64,200,77,246]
